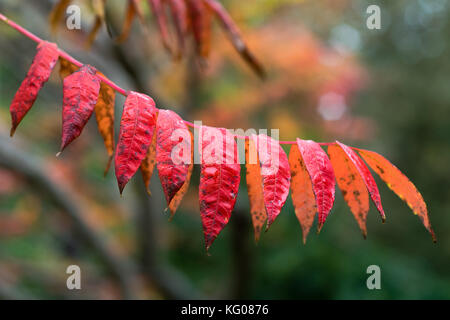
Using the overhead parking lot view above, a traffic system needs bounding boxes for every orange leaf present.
[167,130,194,219]
[358,149,436,242]
[328,144,369,238]
[140,124,157,195]
[116,0,138,43]
[94,72,116,175]
[336,141,385,223]
[86,0,106,48]
[49,0,72,34]
[289,143,317,244]
[186,0,212,58]
[86,16,103,48]
[59,57,79,80]
[245,139,267,242]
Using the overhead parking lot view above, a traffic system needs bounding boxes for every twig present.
[0,11,334,146]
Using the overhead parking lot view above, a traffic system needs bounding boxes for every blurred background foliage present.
[0,0,449,299]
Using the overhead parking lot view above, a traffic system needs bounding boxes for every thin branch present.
[0,11,334,146]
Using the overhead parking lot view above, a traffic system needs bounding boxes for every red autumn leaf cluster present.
[8,41,435,251]
[49,0,264,77]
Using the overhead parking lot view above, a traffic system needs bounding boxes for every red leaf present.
[167,0,188,58]
[186,0,211,58]
[251,134,290,229]
[296,139,335,231]
[357,148,436,242]
[167,131,193,219]
[60,64,100,152]
[289,143,317,244]
[10,41,59,136]
[335,141,385,222]
[149,0,173,54]
[115,91,157,194]
[327,144,369,238]
[156,109,192,209]
[199,126,240,250]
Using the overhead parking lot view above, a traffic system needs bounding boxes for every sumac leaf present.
[115,91,157,194]
[296,139,335,231]
[186,0,211,58]
[289,143,317,244]
[140,126,157,195]
[335,141,385,222]
[94,72,116,175]
[199,126,240,250]
[251,134,290,229]
[116,0,137,43]
[87,16,104,48]
[191,0,213,58]
[156,109,193,217]
[167,132,193,218]
[49,0,72,34]
[167,125,194,218]
[245,139,267,242]
[86,0,106,48]
[60,64,101,153]
[59,57,79,80]
[10,41,59,136]
[149,0,173,54]
[357,149,436,242]
[328,143,369,238]
[167,0,188,58]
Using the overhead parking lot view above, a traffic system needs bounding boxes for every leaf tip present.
[362,231,367,240]
[118,184,125,196]
[265,217,275,232]
[317,222,324,234]
[430,228,437,243]
[103,156,113,177]
[9,126,17,137]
